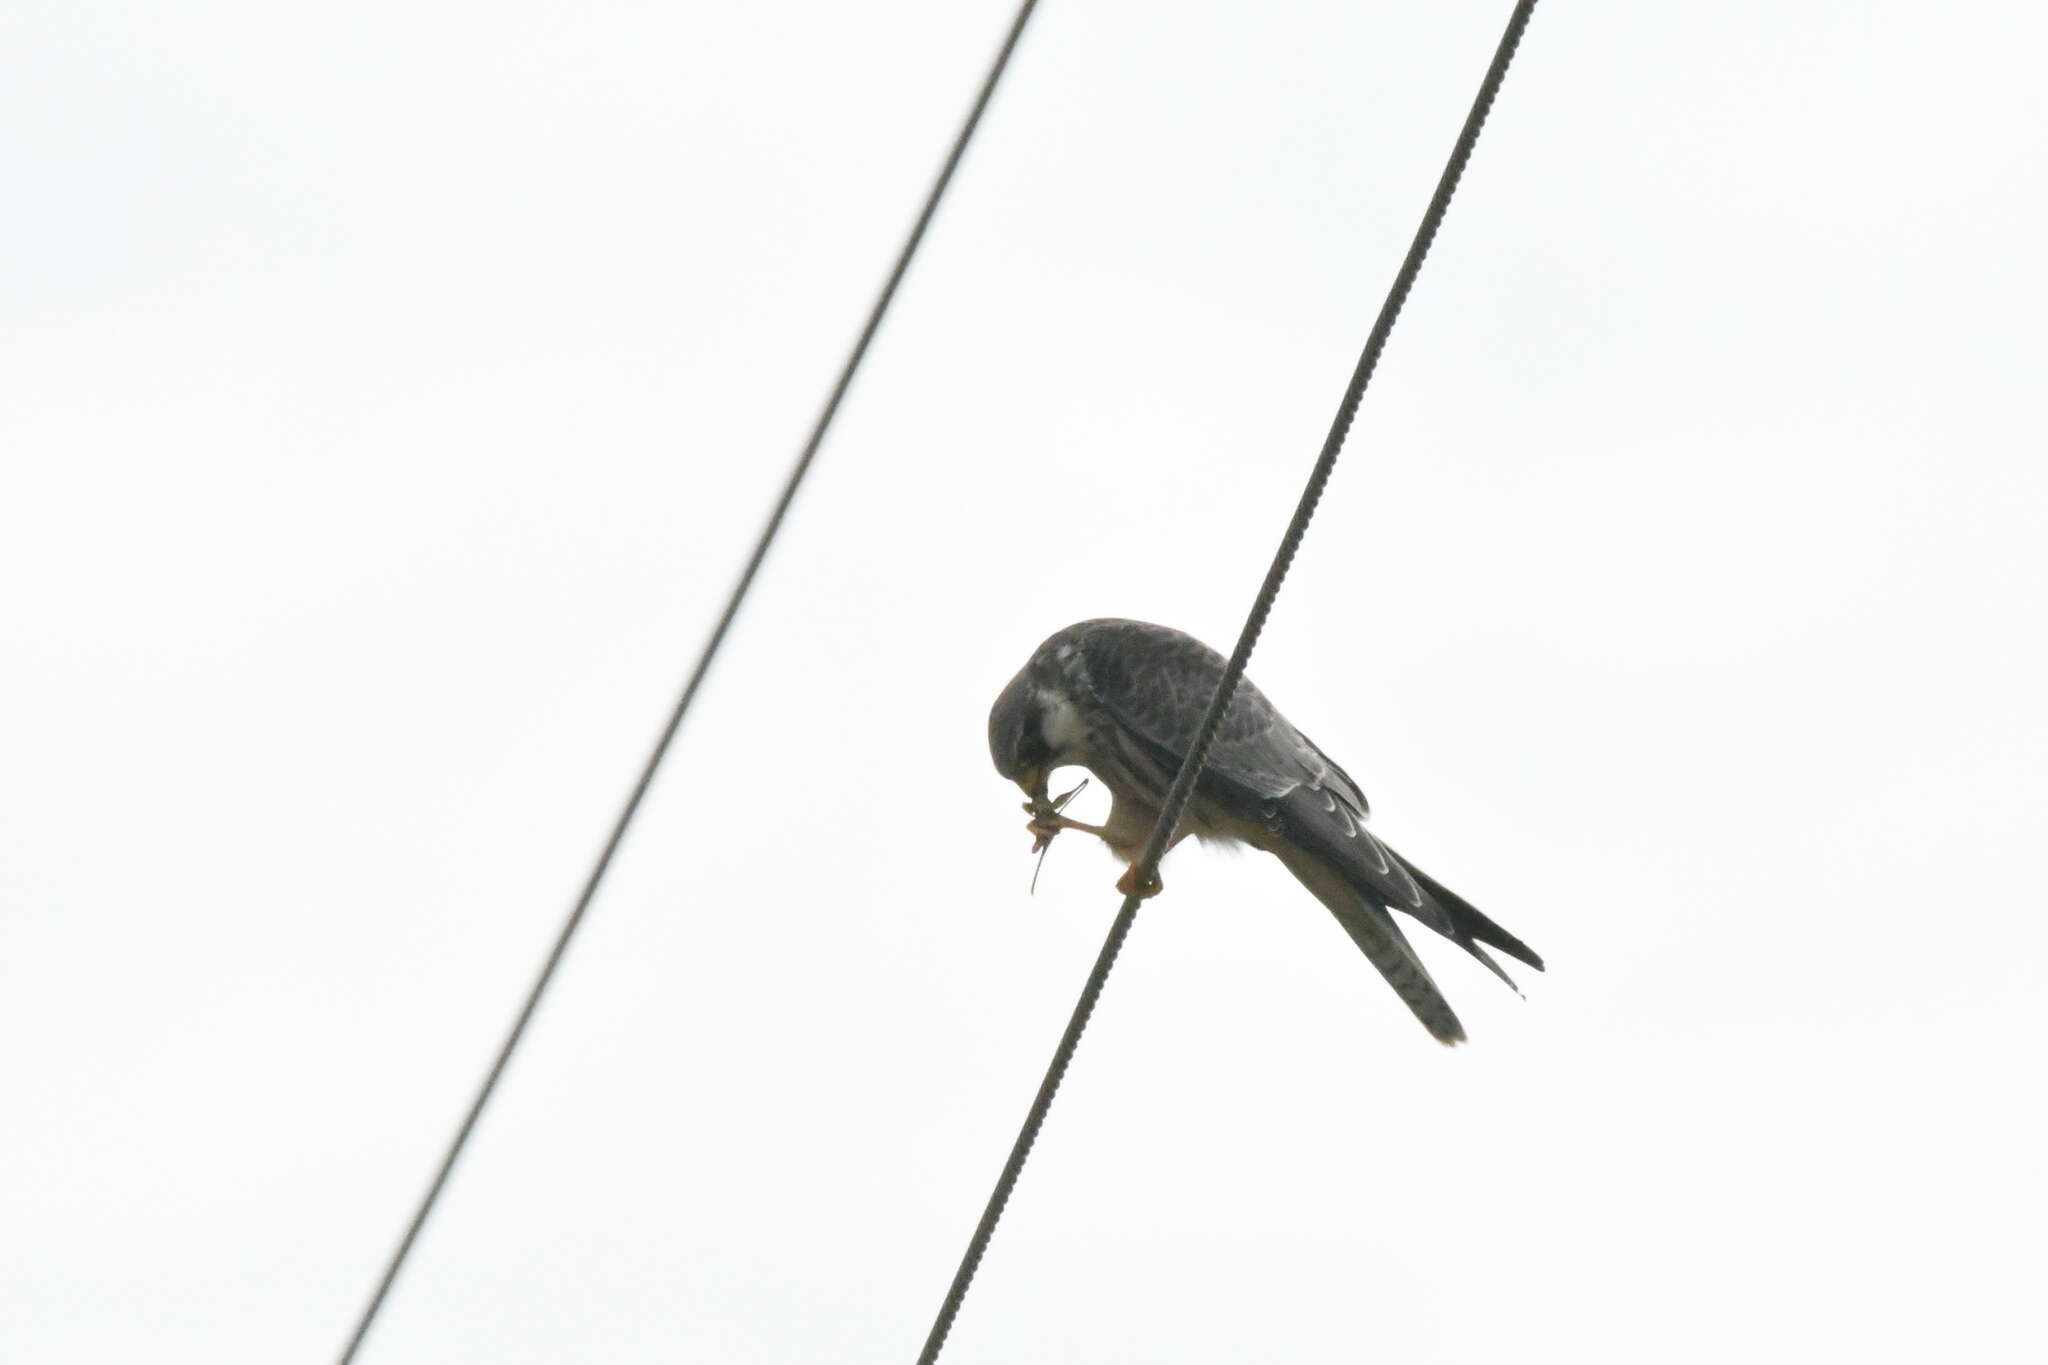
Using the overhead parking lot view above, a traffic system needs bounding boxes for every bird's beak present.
[1016,767,1049,807]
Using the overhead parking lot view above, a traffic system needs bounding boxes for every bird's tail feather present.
[1278,847,1467,1046]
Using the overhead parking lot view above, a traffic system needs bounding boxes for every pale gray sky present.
[4,1,2045,1361]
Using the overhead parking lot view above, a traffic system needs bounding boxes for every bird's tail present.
[1276,845,1467,1046]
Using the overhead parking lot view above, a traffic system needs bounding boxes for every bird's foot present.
[1116,863,1163,900]
[1022,782,1102,853]
[1024,811,1106,853]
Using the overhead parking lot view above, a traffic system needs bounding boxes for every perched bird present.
[987,618,1541,1045]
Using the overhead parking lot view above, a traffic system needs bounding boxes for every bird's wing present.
[1069,620,1538,987]
[1066,620,1325,798]
[1069,622,1425,900]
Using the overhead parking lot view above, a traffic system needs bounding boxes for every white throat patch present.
[1038,689,1090,762]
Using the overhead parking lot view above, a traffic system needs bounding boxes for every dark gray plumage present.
[988,618,1541,1045]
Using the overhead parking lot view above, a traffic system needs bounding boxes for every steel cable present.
[334,3,1044,1357]
[913,3,1541,1359]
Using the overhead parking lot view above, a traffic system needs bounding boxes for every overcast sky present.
[5,1,2046,1361]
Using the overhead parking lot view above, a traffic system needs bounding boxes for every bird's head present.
[988,668,1053,802]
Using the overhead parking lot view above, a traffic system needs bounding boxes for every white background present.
[5,1,2045,1360]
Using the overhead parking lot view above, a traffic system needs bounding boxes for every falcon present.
[987,618,1541,1045]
